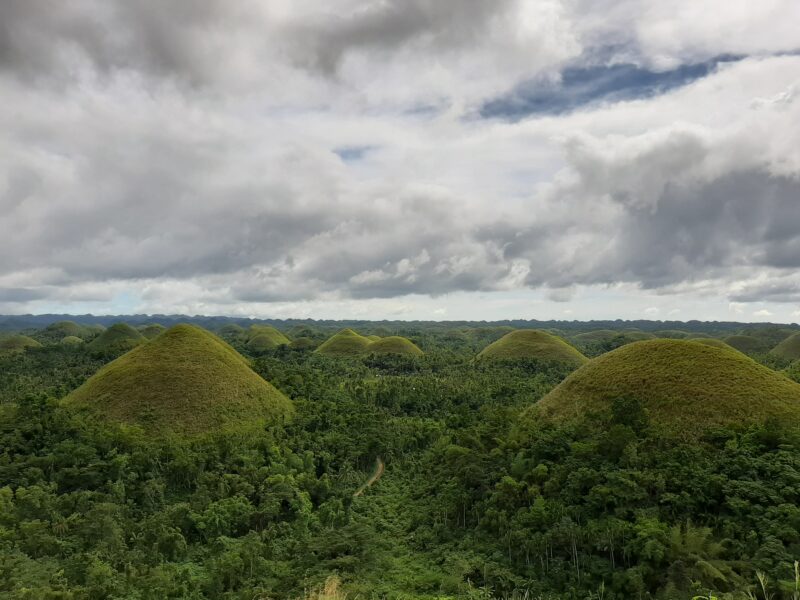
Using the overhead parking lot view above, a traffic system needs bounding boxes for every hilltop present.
[246,325,290,349]
[0,335,42,353]
[723,334,765,354]
[770,332,800,361]
[315,329,373,357]
[535,339,800,438]
[367,336,424,356]
[65,324,292,436]
[139,324,166,339]
[87,323,146,354]
[478,330,587,367]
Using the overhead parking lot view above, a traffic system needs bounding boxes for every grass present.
[87,323,145,353]
[247,333,284,352]
[60,335,84,346]
[689,338,735,351]
[535,339,800,439]
[723,335,767,355]
[218,323,246,337]
[315,329,374,357]
[138,323,166,339]
[247,324,290,346]
[0,335,42,353]
[478,329,588,367]
[771,332,800,361]
[65,324,293,436]
[367,336,424,356]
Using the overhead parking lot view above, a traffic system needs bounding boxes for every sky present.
[1,0,800,322]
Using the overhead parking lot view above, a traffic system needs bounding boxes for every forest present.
[2,319,800,599]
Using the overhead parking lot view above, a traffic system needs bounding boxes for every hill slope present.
[478,330,587,366]
[65,324,292,436]
[771,332,800,361]
[723,335,766,354]
[247,325,290,348]
[0,335,42,353]
[87,323,145,353]
[315,329,373,357]
[367,336,424,356]
[536,339,800,438]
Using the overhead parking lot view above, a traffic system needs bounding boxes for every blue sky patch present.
[480,55,743,120]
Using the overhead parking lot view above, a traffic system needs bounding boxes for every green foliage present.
[367,336,424,356]
[478,330,587,367]
[65,324,293,436]
[60,335,84,346]
[138,323,166,339]
[536,339,800,439]
[246,325,290,346]
[725,335,768,355]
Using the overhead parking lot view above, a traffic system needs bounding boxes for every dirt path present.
[353,457,384,497]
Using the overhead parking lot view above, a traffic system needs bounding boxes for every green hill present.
[366,335,382,342]
[689,338,732,350]
[60,336,84,346]
[367,336,424,356]
[478,330,587,366]
[218,323,246,338]
[0,335,42,353]
[290,337,317,350]
[247,333,285,352]
[315,329,373,357]
[770,332,800,361]
[723,334,765,354]
[139,324,166,339]
[535,339,800,439]
[43,320,93,341]
[87,323,146,354]
[654,330,693,339]
[574,329,655,345]
[65,324,292,436]
[247,325,290,347]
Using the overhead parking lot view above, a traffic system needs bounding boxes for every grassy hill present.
[478,330,587,366]
[535,339,800,438]
[723,334,765,354]
[366,335,382,342]
[290,337,317,350]
[689,338,732,350]
[43,320,94,341]
[315,329,373,357]
[60,335,85,346]
[367,336,424,356]
[770,332,800,361]
[247,333,285,352]
[247,325,290,347]
[0,335,42,353]
[87,323,146,354]
[139,324,166,339]
[65,324,292,436]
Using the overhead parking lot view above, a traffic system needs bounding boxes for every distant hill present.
[246,325,290,349]
[770,332,800,361]
[87,323,146,354]
[0,335,42,353]
[535,339,800,439]
[65,324,292,436]
[368,336,424,356]
[138,324,166,339]
[478,330,587,366]
[315,329,375,357]
[723,335,766,354]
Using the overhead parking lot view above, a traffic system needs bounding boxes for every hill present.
[478,330,587,366]
[247,325,290,347]
[315,329,373,357]
[290,337,317,350]
[87,323,146,354]
[770,332,800,361]
[723,334,765,354]
[689,338,732,350]
[0,335,42,353]
[60,336,85,346]
[65,324,292,436]
[139,324,166,339]
[247,333,286,352]
[42,320,95,341]
[535,339,800,438]
[367,336,424,356]
[366,335,382,342]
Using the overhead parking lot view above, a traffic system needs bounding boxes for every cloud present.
[2,3,800,318]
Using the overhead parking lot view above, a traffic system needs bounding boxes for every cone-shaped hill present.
[60,335,84,346]
[368,336,424,356]
[139,324,166,339]
[43,320,95,341]
[87,323,145,354]
[689,338,734,351]
[65,324,292,436]
[315,329,373,357]
[771,333,800,361]
[534,339,800,439]
[0,335,42,353]
[366,335,382,342]
[478,330,587,367]
[723,335,765,354]
[247,325,290,348]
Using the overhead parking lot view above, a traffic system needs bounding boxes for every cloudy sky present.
[2,1,799,321]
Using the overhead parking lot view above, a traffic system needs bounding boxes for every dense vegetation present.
[2,320,800,598]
